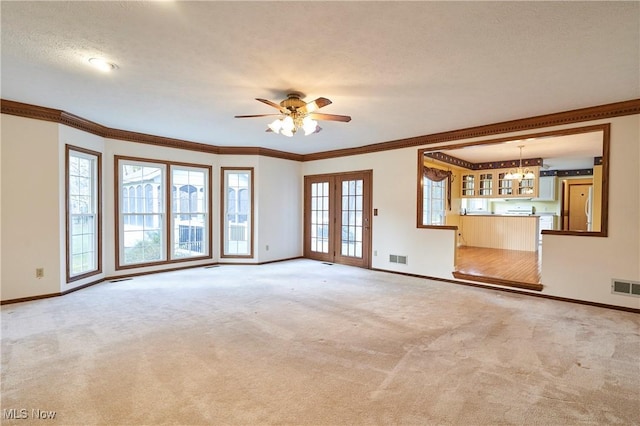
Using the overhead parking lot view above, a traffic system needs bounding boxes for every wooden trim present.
[418,123,610,237]
[220,167,255,258]
[0,257,304,305]
[65,145,103,283]
[0,277,105,306]
[3,98,636,162]
[371,268,639,314]
[452,271,543,291]
[303,99,640,161]
[418,123,611,154]
[420,225,458,231]
[0,99,302,161]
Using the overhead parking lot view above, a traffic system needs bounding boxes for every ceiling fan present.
[235,92,351,137]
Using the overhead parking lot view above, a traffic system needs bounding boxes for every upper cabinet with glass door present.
[461,173,476,197]
[478,172,494,196]
[459,167,538,198]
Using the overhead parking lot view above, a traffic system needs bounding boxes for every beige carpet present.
[1,259,639,425]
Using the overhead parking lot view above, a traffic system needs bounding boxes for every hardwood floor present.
[453,246,543,291]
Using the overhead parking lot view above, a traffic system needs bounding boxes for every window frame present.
[66,145,102,282]
[422,176,446,226]
[220,167,254,258]
[170,165,210,260]
[115,156,212,270]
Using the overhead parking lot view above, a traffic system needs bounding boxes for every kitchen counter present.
[463,214,538,217]
[460,215,538,251]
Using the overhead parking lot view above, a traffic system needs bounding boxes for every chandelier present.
[504,145,536,181]
[268,114,319,137]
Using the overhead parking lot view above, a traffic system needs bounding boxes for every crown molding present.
[302,98,640,161]
[2,98,639,163]
[0,99,303,161]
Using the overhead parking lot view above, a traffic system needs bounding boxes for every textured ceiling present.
[1,1,639,155]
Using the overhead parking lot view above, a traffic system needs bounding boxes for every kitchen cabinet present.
[460,166,539,198]
[534,176,557,201]
[497,171,514,196]
[477,172,494,196]
[538,214,557,243]
[461,173,476,197]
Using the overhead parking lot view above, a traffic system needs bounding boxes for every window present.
[116,157,211,269]
[171,167,208,259]
[422,177,446,226]
[66,146,101,282]
[222,168,253,257]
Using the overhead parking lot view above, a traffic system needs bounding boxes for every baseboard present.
[0,257,304,305]
[371,268,639,314]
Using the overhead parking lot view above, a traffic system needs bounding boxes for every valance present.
[423,166,452,210]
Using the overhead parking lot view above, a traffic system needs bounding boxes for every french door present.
[304,170,372,268]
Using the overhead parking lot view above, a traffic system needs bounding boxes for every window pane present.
[223,169,252,256]
[171,167,208,259]
[68,148,99,278]
[121,162,165,265]
[423,177,446,226]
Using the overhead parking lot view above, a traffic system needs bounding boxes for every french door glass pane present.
[310,182,329,253]
[341,179,364,258]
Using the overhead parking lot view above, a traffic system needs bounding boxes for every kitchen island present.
[460,214,539,252]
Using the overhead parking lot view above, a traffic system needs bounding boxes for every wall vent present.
[389,255,408,265]
[611,279,640,297]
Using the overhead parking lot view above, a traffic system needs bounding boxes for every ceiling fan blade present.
[298,97,332,114]
[256,98,289,114]
[234,114,282,118]
[309,112,351,122]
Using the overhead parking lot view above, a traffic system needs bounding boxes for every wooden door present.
[304,171,372,268]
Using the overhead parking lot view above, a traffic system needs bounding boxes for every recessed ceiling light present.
[88,58,118,72]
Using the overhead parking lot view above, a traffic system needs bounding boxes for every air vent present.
[611,279,640,297]
[389,254,408,265]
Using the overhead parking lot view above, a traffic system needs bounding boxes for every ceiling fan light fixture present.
[281,116,295,132]
[235,93,350,137]
[267,119,282,133]
[302,116,318,136]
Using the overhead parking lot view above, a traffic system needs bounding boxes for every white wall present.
[256,155,302,262]
[302,115,640,309]
[58,125,105,293]
[541,115,640,307]
[0,116,303,301]
[2,111,638,309]
[1,115,61,300]
[302,150,457,276]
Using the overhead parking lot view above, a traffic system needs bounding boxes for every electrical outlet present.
[266,245,269,251]
[374,250,378,256]
[36,268,44,278]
